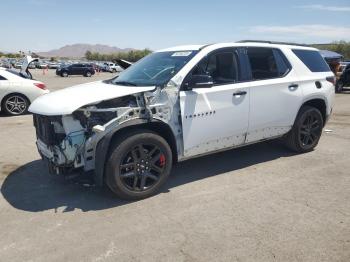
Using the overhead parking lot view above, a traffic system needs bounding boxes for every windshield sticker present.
[172,51,192,57]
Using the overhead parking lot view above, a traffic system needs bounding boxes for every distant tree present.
[50,57,57,62]
[85,50,92,60]
[85,49,152,62]
[6,53,21,58]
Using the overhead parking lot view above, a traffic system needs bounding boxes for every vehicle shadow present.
[1,141,295,212]
[0,112,31,117]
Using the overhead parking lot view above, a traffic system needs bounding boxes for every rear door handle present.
[233,91,247,96]
[288,84,299,91]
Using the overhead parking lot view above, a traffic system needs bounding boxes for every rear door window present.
[272,49,291,77]
[292,49,331,72]
[246,47,290,80]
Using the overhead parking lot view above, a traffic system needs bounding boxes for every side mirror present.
[187,74,214,89]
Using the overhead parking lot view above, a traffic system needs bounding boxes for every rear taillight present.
[326,76,336,85]
[34,82,47,90]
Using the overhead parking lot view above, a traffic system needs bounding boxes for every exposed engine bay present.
[33,87,183,176]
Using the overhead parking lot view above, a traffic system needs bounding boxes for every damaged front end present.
[34,114,86,174]
[32,86,182,179]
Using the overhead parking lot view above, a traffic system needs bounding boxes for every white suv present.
[29,41,335,200]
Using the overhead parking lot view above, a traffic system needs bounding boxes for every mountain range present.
[38,44,134,58]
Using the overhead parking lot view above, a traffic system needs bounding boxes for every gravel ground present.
[0,70,349,262]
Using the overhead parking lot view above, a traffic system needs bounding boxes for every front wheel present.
[61,71,68,77]
[105,130,173,200]
[284,106,324,153]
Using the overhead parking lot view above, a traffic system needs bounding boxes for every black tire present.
[335,80,344,93]
[284,105,324,153]
[105,130,173,200]
[112,68,117,73]
[1,94,29,116]
[61,71,68,77]
[85,71,92,77]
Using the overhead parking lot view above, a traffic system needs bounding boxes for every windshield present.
[111,51,198,86]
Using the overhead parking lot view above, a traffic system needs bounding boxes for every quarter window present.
[0,74,7,80]
[292,49,330,72]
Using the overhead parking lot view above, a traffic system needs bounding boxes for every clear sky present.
[2,0,349,52]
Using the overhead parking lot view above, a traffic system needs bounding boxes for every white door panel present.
[180,83,250,157]
[247,75,303,143]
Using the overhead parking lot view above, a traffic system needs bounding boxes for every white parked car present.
[0,56,49,115]
[29,41,334,200]
[14,62,23,69]
[48,62,60,69]
[103,62,123,73]
[37,62,48,69]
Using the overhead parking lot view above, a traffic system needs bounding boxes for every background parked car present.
[37,61,48,69]
[338,62,350,73]
[336,63,350,92]
[90,63,102,72]
[104,62,123,73]
[56,63,95,77]
[0,67,49,115]
[28,63,36,69]
[48,62,60,69]
[0,62,12,69]
[14,62,22,69]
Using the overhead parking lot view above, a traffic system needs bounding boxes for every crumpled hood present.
[29,81,155,116]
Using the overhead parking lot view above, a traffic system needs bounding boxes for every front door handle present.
[288,84,299,91]
[233,91,247,96]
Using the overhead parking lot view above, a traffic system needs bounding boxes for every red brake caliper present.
[159,154,166,167]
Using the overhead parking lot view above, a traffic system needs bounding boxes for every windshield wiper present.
[113,81,137,86]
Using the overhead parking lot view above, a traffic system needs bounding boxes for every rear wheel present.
[85,71,92,77]
[2,94,29,115]
[106,130,172,200]
[284,105,323,153]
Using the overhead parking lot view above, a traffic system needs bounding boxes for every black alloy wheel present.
[119,143,166,192]
[284,105,324,153]
[106,130,172,200]
[299,111,322,149]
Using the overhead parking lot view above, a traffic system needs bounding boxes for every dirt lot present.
[0,70,349,262]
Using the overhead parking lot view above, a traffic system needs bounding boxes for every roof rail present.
[237,40,310,47]
[199,43,215,50]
